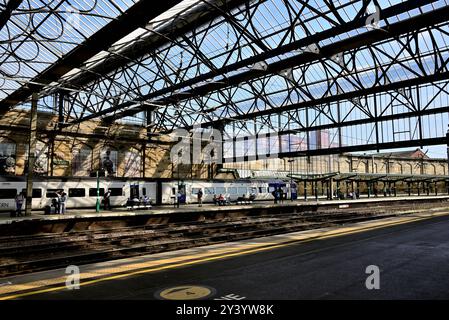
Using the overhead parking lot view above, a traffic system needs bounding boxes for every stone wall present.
[1,109,447,181]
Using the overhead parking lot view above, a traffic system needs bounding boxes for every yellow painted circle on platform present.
[157,285,215,300]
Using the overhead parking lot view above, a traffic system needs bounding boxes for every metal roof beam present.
[192,5,449,129]
[221,137,447,162]
[65,0,438,125]
[0,0,22,31]
[0,0,184,109]
[67,0,250,88]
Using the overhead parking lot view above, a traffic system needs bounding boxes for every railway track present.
[0,202,447,277]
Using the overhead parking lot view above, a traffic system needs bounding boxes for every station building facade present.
[1,109,447,185]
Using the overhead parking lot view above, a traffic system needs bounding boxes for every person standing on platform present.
[59,191,67,214]
[143,195,150,207]
[103,189,111,210]
[15,192,25,217]
[176,190,181,208]
[55,190,61,214]
[272,189,278,204]
[197,189,203,207]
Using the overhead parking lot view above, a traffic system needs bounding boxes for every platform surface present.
[1,208,448,300]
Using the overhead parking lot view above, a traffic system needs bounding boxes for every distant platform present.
[1,195,448,227]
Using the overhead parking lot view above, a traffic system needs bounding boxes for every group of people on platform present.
[212,193,229,206]
[196,190,257,207]
[272,188,286,204]
[125,194,151,208]
[14,190,67,216]
[51,190,67,214]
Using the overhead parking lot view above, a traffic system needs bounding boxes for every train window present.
[191,188,200,195]
[215,187,226,194]
[205,187,214,195]
[227,187,237,194]
[238,187,247,195]
[268,187,276,193]
[46,189,61,198]
[89,188,104,197]
[250,187,258,194]
[0,189,17,199]
[258,187,265,194]
[142,188,146,196]
[21,189,42,198]
[69,188,85,198]
[109,188,123,197]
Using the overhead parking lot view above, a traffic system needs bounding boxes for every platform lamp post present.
[446,125,449,195]
[95,170,100,213]
[446,125,449,176]
[25,93,38,216]
[288,159,294,201]
[177,150,182,208]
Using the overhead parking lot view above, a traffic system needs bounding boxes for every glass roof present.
[1,0,449,142]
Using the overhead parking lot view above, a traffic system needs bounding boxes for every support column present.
[446,125,449,175]
[351,180,354,198]
[142,143,146,178]
[25,93,38,216]
[49,135,55,176]
[304,181,307,201]
[336,180,340,200]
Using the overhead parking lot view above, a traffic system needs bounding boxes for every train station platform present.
[2,208,449,300]
[0,195,448,235]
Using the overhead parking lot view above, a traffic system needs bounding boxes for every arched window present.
[0,137,16,175]
[34,141,48,175]
[395,163,403,174]
[364,161,370,173]
[100,147,118,176]
[72,144,93,176]
[122,148,141,177]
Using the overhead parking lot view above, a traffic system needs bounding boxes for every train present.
[0,176,297,213]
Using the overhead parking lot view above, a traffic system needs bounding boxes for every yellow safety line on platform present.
[1,210,448,300]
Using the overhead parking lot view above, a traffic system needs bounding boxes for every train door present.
[130,184,139,199]
[156,181,162,205]
[290,182,298,200]
[178,182,186,204]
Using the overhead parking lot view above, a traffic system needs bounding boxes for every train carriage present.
[0,176,293,214]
